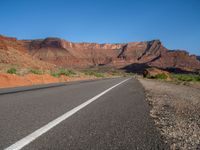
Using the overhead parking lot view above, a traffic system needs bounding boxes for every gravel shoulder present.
[138,78,200,150]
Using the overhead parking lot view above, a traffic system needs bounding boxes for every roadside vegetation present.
[51,69,77,77]
[144,72,200,82]
[7,68,17,74]
[172,73,200,82]
[7,68,45,75]
[5,67,136,79]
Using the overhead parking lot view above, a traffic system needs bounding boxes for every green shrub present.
[51,72,60,78]
[196,75,200,81]
[154,73,168,80]
[7,68,17,74]
[59,69,76,76]
[94,73,104,78]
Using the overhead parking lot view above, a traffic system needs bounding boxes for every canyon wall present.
[0,35,200,72]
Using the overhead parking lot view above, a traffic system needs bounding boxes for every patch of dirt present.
[0,73,98,88]
[139,78,200,150]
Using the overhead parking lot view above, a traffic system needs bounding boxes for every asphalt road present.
[0,78,168,150]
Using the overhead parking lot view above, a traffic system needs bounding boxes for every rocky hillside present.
[0,36,55,71]
[0,35,200,72]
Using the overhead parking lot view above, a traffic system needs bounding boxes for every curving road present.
[0,78,168,150]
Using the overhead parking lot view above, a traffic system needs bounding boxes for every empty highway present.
[0,78,168,150]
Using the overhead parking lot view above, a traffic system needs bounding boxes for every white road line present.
[5,78,130,150]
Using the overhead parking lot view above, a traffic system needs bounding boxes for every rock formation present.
[0,35,200,73]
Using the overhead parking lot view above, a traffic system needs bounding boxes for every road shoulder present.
[139,78,200,149]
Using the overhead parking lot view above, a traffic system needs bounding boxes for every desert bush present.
[7,68,17,74]
[154,73,168,79]
[51,69,76,77]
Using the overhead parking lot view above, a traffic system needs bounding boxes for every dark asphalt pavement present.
[0,78,169,150]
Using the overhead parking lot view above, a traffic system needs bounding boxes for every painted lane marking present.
[5,78,130,150]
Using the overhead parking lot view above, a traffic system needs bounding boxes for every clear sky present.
[0,0,200,55]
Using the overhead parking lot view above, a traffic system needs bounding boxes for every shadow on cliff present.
[162,67,197,74]
[122,63,197,74]
[122,63,150,75]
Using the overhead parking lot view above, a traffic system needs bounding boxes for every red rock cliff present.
[0,35,200,72]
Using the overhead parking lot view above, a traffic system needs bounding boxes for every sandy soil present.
[139,78,200,150]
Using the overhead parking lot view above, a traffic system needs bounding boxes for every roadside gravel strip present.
[139,78,200,150]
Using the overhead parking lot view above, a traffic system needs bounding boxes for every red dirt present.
[0,74,31,88]
[0,73,96,88]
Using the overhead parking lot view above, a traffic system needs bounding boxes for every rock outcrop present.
[143,68,171,80]
[0,35,200,72]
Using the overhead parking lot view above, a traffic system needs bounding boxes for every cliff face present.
[23,38,169,68]
[23,38,124,68]
[149,50,200,71]
[0,35,200,72]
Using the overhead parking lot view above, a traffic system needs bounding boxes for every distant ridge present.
[0,35,200,73]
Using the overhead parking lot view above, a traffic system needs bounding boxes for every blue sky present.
[0,0,200,55]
